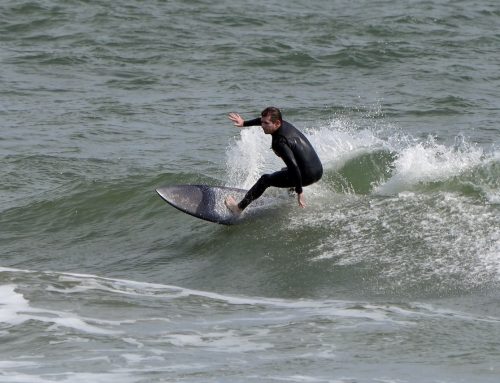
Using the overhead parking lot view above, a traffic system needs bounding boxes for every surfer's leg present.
[237,170,293,211]
[227,166,323,213]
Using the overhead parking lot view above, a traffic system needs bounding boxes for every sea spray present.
[224,115,499,201]
[224,116,387,192]
[374,135,486,195]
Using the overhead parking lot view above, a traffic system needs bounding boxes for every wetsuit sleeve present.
[243,118,261,127]
[274,138,303,194]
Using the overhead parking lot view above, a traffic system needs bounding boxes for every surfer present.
[225,106,323,214]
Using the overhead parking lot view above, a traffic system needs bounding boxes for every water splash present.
[224,116,499,203]
[374,135,487,196]
[223,114,500,295]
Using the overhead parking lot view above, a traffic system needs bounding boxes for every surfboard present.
[156,184,272,225]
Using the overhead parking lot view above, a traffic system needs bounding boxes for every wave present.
[373,136,499,202]
[221,116,500,297]
[0,169,215,237]
[6,116,496,229]
[225,117,499,203]
[1,266,499,382]
[1,113,498,299]
[4,266,497,321]
[322,149,396,194]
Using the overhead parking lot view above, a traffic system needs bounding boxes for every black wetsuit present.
[238,118,323,210]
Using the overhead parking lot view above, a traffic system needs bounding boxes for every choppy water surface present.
[1,0,499,382]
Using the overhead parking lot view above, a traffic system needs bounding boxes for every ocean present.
[1,0,499,382]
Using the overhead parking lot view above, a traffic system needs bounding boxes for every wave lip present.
[374,136,497,201]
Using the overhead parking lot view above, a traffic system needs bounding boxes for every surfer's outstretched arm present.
[228,113,244,127]
[228,113,262,128]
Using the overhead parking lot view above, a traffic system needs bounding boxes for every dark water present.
[1,0,499,382]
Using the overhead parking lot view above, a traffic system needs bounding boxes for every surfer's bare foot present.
[225,196,242,215]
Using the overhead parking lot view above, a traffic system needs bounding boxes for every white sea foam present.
[0,284,118,335]
[0,361,38,369]
[0,267,463,326]
[225,128,277,189]
[307,118,386,170]
[375,136,485,195]
[162,328,273,352]
[224,118,499,291]
[225,119,385,190]
[2,266,499,383]
[0,372,143,383]
[224,116,498,201]
[2,267,499,327]
[266,375,336,382]
[478,230,500,278]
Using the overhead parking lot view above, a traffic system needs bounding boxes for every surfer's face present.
[261,115,281,134]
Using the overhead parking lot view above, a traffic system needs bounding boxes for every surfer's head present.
[260,106,282,134]
[261,107,282,124]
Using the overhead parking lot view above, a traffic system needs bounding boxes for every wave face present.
[223,117,500,298]
[2,116,498,301]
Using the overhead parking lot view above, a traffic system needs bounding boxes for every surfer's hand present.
[297,193,306,208]
[228,112,244,127]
